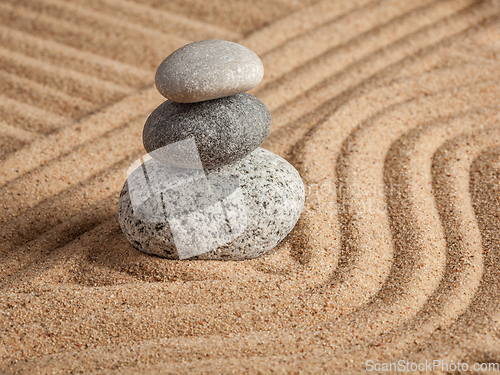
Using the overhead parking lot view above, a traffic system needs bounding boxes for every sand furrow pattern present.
[0,25,151,88]
[263,2,496,158]
[2,0,500,373]
[362,126,500,363]
[0,1,188,70]
[0,70,96,119]
[298,90,491,336]
[451,146,500,358]
[0,114,147,221]
[65,0,241,42]
[289,58,499,304]
[0,95,70,134]
[415,127,500,329]
[0,88,162,187]
[241,0,377,56]
[337,114,498,355]
[0,47,133,106]
[4,56,500,375]
[0,122,38,144]
[256,0,442,91]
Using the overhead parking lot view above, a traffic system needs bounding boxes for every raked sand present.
[1,0,500,373]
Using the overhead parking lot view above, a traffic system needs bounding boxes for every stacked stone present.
[118,40,304,261]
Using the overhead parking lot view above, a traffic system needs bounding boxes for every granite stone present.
[118,148,305,260]
[155,39,264,103]
[143,93,271,169]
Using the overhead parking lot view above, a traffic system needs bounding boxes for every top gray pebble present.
[155,40,264,103]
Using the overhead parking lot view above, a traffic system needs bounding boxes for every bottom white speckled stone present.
[118,148,305,260]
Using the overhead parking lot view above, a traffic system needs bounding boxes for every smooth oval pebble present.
[143,93,271,170]
[118,148,305,260]
[155,39,264,103]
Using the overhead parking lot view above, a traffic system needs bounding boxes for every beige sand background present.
[1,0,500,373]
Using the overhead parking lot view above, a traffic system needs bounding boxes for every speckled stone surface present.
[155,39,264,103]
[118,148,305,260]
[143,93,271,169]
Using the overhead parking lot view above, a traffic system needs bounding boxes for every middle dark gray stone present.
[143,93,271,169]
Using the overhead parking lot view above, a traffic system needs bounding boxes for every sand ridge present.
[1,0,500,373]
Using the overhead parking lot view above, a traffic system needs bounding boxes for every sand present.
[1,0,500,373]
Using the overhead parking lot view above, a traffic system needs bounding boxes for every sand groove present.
[0,25,152,88]
[0,70,96,119]
[0,47,133,105]
[2,0,500,373]
[0,88,162,187]
[256,0,442,92]
[241,0,377,56]
[0,1,187,70]
[334,112,498,350]
[0,95,69,134]
[352,126,500,364]
[65,0,242,41]
[262,1,497,158]
[0,122,38,144]
[418,126,500,325]
[334,83,499,310]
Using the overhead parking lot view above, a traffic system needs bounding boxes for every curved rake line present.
[283,39,498,313]
[263,10,498,177]
[263,18,500,299]
[257,67,478,292]
[399,145,500,366]
[263,59,494,157]
[415,127,500,332]
[361,126,500,360]
[148,106,499,375]
[349,108,499,338]
[68,0,241,41]
[453,147,500,359]
[265,2,496,138]
[469,148,500,318]
[328,83,500,312]
[254,0,453,102]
